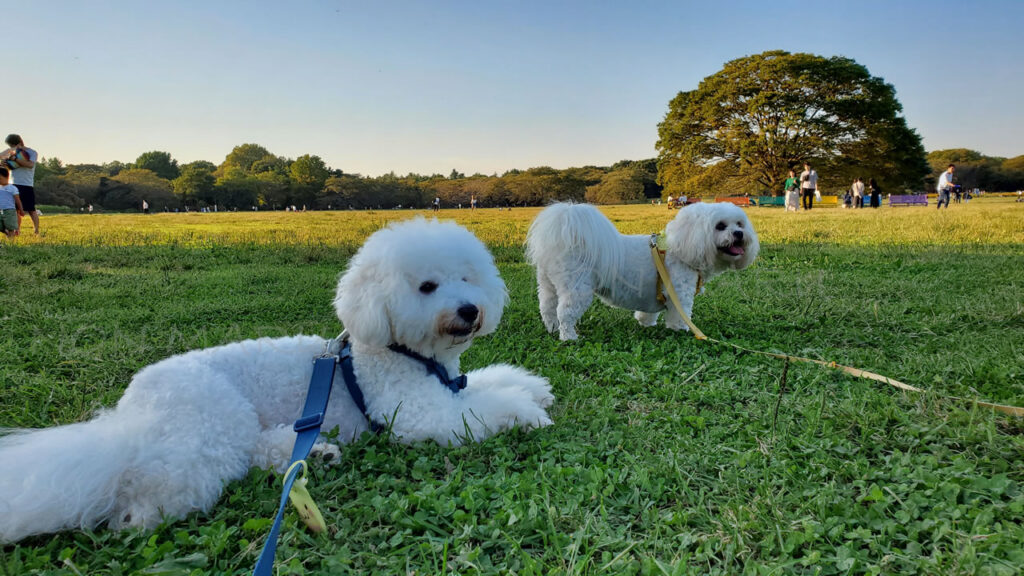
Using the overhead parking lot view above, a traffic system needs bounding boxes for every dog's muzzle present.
[444,304,483,338]
[718,241,746,257]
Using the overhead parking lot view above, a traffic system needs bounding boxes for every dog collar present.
[386,343,468,394]
[337,339,386,434]
[650,232,703,303]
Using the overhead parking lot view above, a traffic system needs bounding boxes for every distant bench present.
[890,194,928,207]
[714,196,751,207]
[755,196,786,207]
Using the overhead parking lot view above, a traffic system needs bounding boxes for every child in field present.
[0,167,24,239]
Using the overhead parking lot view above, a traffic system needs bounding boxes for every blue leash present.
[252,342,339,576]
[252,334,469,575]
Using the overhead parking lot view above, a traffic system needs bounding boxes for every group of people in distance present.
[0,134,38,240]
[781,162,882,212]
[841,177,883,209]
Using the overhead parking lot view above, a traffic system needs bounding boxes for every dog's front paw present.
[468,365,554,408]
[503,400,552,432]
[634,310,660,327]
[309,442,342,468]
[526,377,554,409]
[664,318,691,331]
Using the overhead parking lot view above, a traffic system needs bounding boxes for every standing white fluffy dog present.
[526,202,759,340]
[0,218,553,542]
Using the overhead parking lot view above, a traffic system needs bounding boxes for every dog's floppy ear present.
[664,204,717,272]
[334,258,392,347]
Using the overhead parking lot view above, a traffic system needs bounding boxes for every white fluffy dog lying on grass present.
[0,218,553,542]
[526,202,759,340]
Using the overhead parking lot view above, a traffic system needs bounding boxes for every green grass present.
[2,206,1023,575]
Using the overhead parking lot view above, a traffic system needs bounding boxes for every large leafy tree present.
[289,154,330,188]
[218,143,275,176]
[173,163,216,206]
[657,50,929,196]
[133,151,180,180]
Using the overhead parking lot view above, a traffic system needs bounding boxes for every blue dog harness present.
[252,333,467,575]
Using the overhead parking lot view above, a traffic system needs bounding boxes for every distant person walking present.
[470,195,477,210]
[0,167,24,239]
[2,135,38,234]
[868,178,882,208]
[432,197,440,212]
[799,162,818,211]
[142,199,149,214]
[936,164,954,209]
[783,169,800,212]
[852,177,865,209]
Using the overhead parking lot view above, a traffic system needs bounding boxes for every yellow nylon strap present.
[649,246,1024,418]
[651,245,706,340]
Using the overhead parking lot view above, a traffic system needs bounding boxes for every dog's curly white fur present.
[526,202,759,340]
[0,218,553,542]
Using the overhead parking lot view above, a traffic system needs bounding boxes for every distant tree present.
[657,50,928,196]
[925,149,1002,191]
[214,176,259,209]
[103,160,128,176]
[585,168,646,204]
[290,154,330,189]
[173,164,216,206]
[1001,154,1024,173]
[251,155,289,176]
[181,160,217,173]
[103,169,177,210]
[995,155,1024,191]
[613,158,663,198]
[34,157,65,187]
[253,171,291,209]
[134,151,180,180]
[448,169,464,180]
[219,144,274,175]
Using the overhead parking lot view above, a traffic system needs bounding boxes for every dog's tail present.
[0,410,138,543]
[526,202,627,296]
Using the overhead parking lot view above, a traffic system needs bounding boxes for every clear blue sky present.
[16,0,1024,176]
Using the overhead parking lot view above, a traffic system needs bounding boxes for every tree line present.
[34,51,1024,212]
[34,146,663,211]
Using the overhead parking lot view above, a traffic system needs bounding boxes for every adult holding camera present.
[2,134,38,234]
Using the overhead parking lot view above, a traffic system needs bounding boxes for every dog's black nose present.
[732,229,744,241]
[457,304,479,323]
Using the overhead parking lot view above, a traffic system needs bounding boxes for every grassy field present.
[1,199,1023,575]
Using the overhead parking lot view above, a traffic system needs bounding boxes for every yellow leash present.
[650,244,1024,418]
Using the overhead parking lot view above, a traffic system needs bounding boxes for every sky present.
[16,0,1024,176]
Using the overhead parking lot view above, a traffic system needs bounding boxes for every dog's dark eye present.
[419,281,438,294]
[715,222,727,231]
[736,221,743,227]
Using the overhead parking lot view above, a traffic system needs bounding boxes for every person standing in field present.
[470,195,477,210]
[852,177,865,209]
[868,178,882,208]
[783,169,800,212]
[0,167,24,239]
[799,162,818,211]
[936,164,954,209]
[433,197,440,212]
[142,199,149,214]
[2,135,38,235]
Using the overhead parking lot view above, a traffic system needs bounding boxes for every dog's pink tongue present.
[727,245,745,256]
